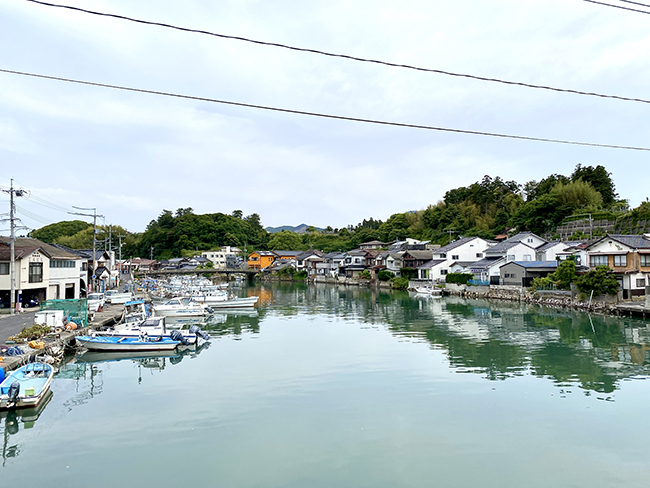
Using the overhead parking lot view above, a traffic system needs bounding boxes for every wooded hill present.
[30,164,635,258]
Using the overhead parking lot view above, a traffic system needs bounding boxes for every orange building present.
[247,251,277,269]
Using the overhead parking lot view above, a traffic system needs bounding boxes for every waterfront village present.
[2,230,650,314]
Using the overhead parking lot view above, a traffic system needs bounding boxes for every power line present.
[1,67,649,152]
[619,0,650,8]
[582,0,650,14]
[24,0,650,106]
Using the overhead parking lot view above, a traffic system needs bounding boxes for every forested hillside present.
[29,164,628,257]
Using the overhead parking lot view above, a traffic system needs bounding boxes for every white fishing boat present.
[0,363,55,410]
[191,292,259,309]
[152,297,212,317]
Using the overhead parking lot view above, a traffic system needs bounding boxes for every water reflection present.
[246,283,650,394]
[0,391,53,466]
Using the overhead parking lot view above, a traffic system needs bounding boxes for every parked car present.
[87,293,106,312]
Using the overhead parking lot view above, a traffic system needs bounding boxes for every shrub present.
[359,270,371,280]
[392,277,409,290]
[377,270,394,282]
[446,273,473,285]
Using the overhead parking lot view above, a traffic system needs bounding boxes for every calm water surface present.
[2,282,650,487]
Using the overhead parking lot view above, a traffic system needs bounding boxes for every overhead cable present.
[1,68,648,152]
[618,0,650,8]
[24,0,650,105]
[582,0,650,13]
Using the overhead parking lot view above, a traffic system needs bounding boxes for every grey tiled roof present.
[470,257,505,270]
[604,235,650,249]
[416,259,445,269]
[486,240,527,254]
[435,236,477,254]
[536,241,568,253]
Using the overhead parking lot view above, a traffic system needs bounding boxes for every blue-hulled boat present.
[76,335,180,352]
[0,363,54,410]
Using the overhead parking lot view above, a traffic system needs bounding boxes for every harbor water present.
[2,282,650,487]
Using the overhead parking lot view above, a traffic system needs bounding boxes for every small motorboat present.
[76,334,181,352]
[152,297,212,317]
[414,285,442,296]
[192,293,259,308]
[0,362,55,410]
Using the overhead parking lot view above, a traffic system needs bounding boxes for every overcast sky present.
[1,0,649,234]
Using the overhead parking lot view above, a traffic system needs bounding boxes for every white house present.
[202,246,240,269]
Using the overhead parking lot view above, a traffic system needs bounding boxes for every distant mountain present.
[266,224,324,234]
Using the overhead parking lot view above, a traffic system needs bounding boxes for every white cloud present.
[0,0,648,233]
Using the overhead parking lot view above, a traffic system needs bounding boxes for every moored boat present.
[152,297,212,317]
[192,294,259,308]
[76,335,180,352]
[0,363,55,410]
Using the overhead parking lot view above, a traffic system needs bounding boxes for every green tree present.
[552,259,577,290]
[576,266,619,295]
[268,231,305,250]
[30,220,91,243]
[571,164,617,206]
[551,180,602,209]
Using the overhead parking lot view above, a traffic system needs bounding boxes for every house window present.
[440,269,447,275]
[0,262,8,275]
[507,255,515,262]
[50,260,76,268]
[636,278,646,288]
[476,253,482,258]
[452,255,459,260]
[354,258,360,264]
[29,262,43,283]
[641,255,650,267]
[590,255,608,267]
[614,255,627,267]
[439,253,447,259]
[527,238,533,243]
[523,255,532,261]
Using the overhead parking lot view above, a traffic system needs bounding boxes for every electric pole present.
[69,206,104,292]
[1,179,27,314]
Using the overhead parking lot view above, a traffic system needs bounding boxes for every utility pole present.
[69,206,104,293]
[117,234,126,262]
[1,179,27,314]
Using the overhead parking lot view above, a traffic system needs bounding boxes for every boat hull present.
[0,363,54,410]
[76,335,180,352]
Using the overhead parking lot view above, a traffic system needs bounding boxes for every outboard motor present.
[189,325,211,342]
[7,381,20,406]
[169,330,190,346]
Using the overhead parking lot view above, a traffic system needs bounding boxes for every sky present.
[1,0,649,235]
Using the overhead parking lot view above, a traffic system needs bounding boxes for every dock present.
[0,303,126,374]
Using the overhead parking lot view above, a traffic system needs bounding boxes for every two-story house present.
[247,251,277,270]
[0,237,82,308]
[415,236,492,281]
[585,234,650,298]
